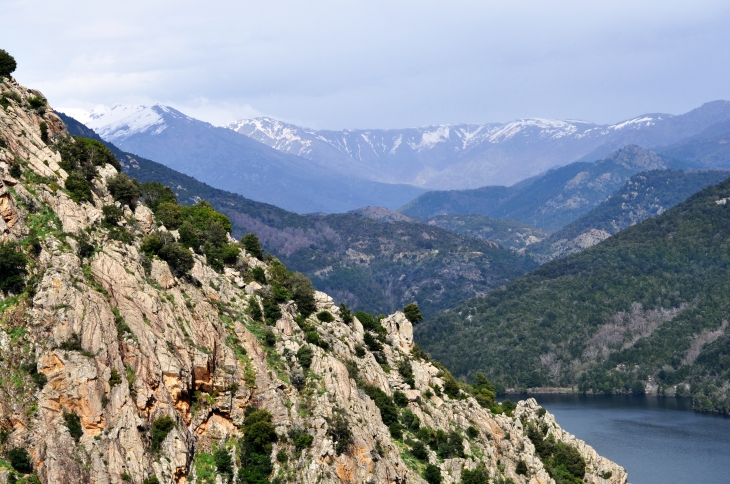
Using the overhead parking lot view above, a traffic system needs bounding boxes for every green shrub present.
[290,272,317,317]
[143,477,160,484]
[442,372,461,399]
[63,412,83,442]
[288,428,314,450]
[251,266,266,284]
[403,302,423,324]
[102,204,123,226]
[9,162,22,179]
[516,459,528,476]
[631,380,646,395]
[316,310,334,323]
[399,408,420,430]
[393,390,409,408]
[27,97,45,109]
[276,449,288,463]
[154,202,183,229]
[39,122,49,143]
[59,333,83,352]
[8,448,31,473]
[326,412,352,455]
[354,344,366,358]
[262,296,281,326]
[58,136,120,173]
[241,233,264,260]
[109,369,122,387]
[158,243,194,277]
[263,329,276,347]
[460,464,490,484]
[297,345,313,370]
[238,410,277,483]
[410,440,428,461]
[423,464,442,484]
[363,332,383,353]
[398,360,415,389]
[339,303,353,325]
[214,447,233,476]
[140,182,177,211]
[31,372,47,389]
[0,49,17,77]
[0,241,28,293]
[150,415,175,452]
[106,172,140,206]
[466,426,479,439]
[249,296,263,322]
[64,172,93,203]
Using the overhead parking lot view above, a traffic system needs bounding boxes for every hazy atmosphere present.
[5,0,730,128]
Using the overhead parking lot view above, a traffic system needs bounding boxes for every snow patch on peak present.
[609,116,656,131]
[226,117,313,154]
[77,104,167,143]
[489,118,579,143]
[409,125,451,151]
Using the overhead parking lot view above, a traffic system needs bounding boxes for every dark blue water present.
[525,394,730,484]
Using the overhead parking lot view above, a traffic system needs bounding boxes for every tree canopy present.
[0,49,17,77]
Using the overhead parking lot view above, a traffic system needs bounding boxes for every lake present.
[524,394,730,484]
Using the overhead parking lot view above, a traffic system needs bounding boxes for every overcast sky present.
[4,0,730,129]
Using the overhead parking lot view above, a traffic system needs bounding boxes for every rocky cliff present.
[0,77,627,484]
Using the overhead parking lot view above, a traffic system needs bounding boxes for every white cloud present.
[4,0,730,128]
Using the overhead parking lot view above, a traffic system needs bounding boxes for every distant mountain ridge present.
[225,101,730,189]
[529,169,730,261]
[400,145,672,232]
[65,104,426,214]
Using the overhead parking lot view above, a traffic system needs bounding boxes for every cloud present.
[4,0,730,128]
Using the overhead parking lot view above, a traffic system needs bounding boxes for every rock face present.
[0,77,628,483]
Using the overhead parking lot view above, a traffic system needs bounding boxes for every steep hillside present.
[56,113,538,319]
[0,76,626,484]
[530,169,730,261]
[401,145,668,232]
[68,105,426,214]
[417,175,730,414]
[226,101,730,190]
[422,215,548,251]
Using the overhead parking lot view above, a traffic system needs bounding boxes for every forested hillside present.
[530,169,729,260]
[417,177,730,414]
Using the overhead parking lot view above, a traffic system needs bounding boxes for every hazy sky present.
[4,0,730,129]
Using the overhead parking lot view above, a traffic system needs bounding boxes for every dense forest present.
[417,177,730,414]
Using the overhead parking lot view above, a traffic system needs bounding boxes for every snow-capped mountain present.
[61,104,426,214]
[225,101,730,189]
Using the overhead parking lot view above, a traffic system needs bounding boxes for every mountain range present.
[68,105,425,214]
[74,101,730,214]
[226,102,730,189]
[400,145,672,232]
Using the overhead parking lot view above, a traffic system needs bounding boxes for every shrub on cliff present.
[403,302,423,324]
[423,464,442,484]
[158,243,194,277]
[150,416,175,452]
[7,447,31,473]
[107,172,140,206]
[241,233,264,260]
[64,172,93,204]
[237,410,277,484]
[0,49,17,77]
[0,242,28,293]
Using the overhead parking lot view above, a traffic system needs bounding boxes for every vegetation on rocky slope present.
[529,168,730,261]
[1,75,627,483]
[418,176,730,414]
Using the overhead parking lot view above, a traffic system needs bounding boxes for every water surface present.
[524,394,730,484]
